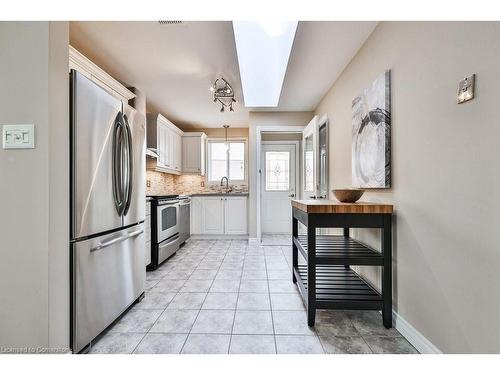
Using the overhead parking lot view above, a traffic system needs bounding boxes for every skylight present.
[232,21,298,107]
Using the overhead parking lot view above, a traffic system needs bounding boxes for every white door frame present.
[255,126,305,241]
[260,140,300,234]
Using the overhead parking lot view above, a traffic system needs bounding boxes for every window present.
[265,151,290,191]
[207,140,247,182]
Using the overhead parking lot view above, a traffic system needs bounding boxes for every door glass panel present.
[161,206,177,230]
[265,151,290,191]
[304,135,314,192]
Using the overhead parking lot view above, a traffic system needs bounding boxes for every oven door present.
[157,200,179,243]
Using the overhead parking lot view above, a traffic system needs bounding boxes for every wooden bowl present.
[333,189,365,203]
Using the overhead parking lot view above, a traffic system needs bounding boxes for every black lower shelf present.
[294,264,383,310]
[295,235,384,265]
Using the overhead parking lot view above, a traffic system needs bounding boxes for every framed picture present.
[352,70,391,188]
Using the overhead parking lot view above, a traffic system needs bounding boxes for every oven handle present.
[158,200,180,206]
[90,229,144,252]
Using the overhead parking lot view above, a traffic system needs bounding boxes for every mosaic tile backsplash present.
[146,170,248,196]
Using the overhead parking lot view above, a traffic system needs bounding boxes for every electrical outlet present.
[457,74,475,103]
[146,179,151,188]
[200,180,205,187]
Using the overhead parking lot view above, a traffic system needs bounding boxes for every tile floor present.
[89,239,417,354]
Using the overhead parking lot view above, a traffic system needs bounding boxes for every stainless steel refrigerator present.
[70,70,146,353]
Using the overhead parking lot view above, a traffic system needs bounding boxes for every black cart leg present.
[343,228,350,269]
[307,222,316,326]
[382,214,393,328]
[292,215,298,283]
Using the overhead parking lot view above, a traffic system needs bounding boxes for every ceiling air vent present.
[158,21,183,25]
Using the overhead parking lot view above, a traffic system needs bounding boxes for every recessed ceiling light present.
[233,21,298,107]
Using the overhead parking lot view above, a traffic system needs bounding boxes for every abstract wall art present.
[352,70,391,188]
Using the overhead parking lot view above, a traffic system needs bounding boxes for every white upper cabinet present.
[182,132,207,175]
[146,113,184,175]
[173,132,182,171]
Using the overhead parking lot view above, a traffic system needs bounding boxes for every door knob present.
[288,194,295,198]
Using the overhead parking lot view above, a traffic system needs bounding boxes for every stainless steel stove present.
[147,195,180,270]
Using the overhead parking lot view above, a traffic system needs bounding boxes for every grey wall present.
[0,22,69,351]
[315,21,500,353]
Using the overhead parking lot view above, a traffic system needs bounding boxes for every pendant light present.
[223,125,230,151]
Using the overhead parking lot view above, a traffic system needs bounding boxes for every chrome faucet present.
[220,176,229,193]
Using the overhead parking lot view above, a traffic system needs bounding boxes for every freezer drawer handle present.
[90,229,144,252]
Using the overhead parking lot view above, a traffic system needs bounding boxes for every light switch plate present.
[2,124,35,149]
[457,74,475,104]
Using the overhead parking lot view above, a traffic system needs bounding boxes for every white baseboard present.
[189,234,249,240]
[393,310,442,354]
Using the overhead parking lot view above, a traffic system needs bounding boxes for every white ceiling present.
[70,21,377,128]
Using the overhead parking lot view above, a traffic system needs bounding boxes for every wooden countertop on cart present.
[291,199,393,214]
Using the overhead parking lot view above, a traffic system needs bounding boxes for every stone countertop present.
[188,192,249,197]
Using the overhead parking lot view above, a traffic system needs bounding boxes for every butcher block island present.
[291,199,394,328]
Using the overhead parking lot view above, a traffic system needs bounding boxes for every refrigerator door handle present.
[90,229,144,252]
[122,114,134,216]
[112,113,125,216]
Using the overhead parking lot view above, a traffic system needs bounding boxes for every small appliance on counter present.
[147,194,189,270]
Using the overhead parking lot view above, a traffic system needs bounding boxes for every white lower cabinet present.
[202,197,225,234]
[191,195,248,235]
[224,197,248,234]
[190,197,203,234]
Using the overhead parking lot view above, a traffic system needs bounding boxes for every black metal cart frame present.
[292,206,393,328]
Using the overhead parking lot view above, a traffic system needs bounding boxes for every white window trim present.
[206,137,248,185]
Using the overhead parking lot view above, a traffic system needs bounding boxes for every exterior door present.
[261,143,297,234]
